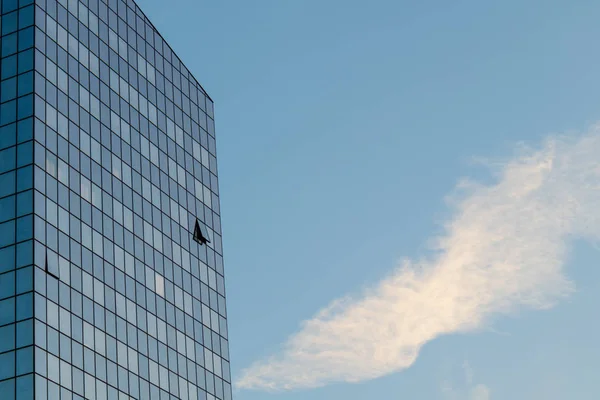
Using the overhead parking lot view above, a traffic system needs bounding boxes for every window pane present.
[0,195,16,223]
[16,373,33,400]
[0,146,16,174]
[15,319,33,348]
[16,346,33,375]
[0,350,15,380]
[155,273,164,297]
[0,378,15,399]
[16,293,33,320]
[0,220,16,248]
[0,324,15,353]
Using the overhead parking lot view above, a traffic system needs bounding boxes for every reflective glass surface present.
[0,0,231,399]
[0,0,36,398]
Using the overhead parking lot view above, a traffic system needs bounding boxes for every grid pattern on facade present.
[0,0,37,398]
[1,0,232,398]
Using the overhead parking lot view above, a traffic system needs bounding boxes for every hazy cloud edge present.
[236,126,600,391]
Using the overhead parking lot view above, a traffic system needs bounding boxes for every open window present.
[45,254,59,280]
[193,219,210,245]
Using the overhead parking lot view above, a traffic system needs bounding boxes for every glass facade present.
[0,0,232,399]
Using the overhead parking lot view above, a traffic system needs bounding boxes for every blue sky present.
[139,1,600,399]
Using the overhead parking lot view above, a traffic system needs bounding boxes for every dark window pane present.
[18,6,34,29]
[16,141,32,168]
[0,100,17,126]
[15,319,33,347]
[0,324,15,352]
[17,72,34,97]
[16,190,32,216]
[1,54,18,79]
[15,267,31,294]
[0,350,15,380]
[0,271,15,300]
[17,94,33,120]
[17,49,34,73]
[1,33,18,57]
[1,11,18,36]
[0,123,17,150]
[0,195,15,223]
[0,246,15,274]
[16,118,33,143]
[17,27,34,52]
[16,241,32,268]
[15,292,32,320]
[2,0,18,13]
[0,146,16,174]
[0,377,15,399]
[1,77,17,102]
[15,373,33,399]
[16,165,33,192]
[0,220,16,248]
[0,171,16,198]
[16,214,32,242]
[15,346,33,374]
[0,297,16,325]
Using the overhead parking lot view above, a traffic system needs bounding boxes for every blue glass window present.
[0,297,15,325]
[15,319,33,347]
[0,220,15,248]
[16,165,33,192]
[0,146,16,174]
[15,268,31,296]
[0,324,15,352]
[16,346,33,374]
[0,195,15,223]
[16,190,32,217]
[0,100,17,126]
[0,171,16,199]
[1,54,18,80]
[2,0,18,14]
[1,77,17,102]
[17,27,34,52]
[0,271,15,300]
[1,12,18,35]
[16,241,32,268]
[18,6,34,29]
[17,72,33,97]
[17,94,33,120]
[16,141,32,168]
[17,49,33,73]
[0,246,15,274]
[16,215,32,242]
[16,374,33,400]
[0,123,17,150]
[0,378,15,400]
[16,293,32,320]
[0,350,15,380]
[1,33,18,57]
[16,118,33,142]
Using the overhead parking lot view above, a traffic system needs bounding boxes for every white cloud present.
[236,127,600,391]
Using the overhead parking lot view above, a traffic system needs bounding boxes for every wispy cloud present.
[236,127,600,391]
[470,384,491,400]
[441,361,491,400]
[464,362,490,400]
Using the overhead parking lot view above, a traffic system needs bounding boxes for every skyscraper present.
[0,0,233,399]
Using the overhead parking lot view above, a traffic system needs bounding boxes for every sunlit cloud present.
[237,126,600,391]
